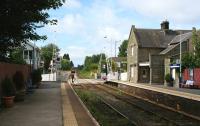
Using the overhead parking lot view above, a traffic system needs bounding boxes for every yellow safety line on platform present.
[61,83,78,126]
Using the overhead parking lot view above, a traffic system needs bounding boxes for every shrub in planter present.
[13,71,25,91]
[1,77,16,107]
[165,73,174,86]
[13,71,26,101]
[31,69,42,88]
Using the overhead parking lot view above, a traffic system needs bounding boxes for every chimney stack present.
[161,20,169,30]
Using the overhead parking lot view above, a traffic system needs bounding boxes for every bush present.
[1,77,16,97]
[165,73,173,83]
[78,70,91,79]
[31,69,42,85]
[13,71,25,91]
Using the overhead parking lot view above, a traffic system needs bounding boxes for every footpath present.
[0,78,100,126]
[0,82,62,126]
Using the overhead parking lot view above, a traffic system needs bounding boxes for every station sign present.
[170,64,180,68]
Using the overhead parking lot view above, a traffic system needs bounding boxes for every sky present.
[36,0,200,66]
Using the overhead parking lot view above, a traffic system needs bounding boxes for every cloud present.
[60,46,96,66]
[64,46,87,58]
[46,0,200,66]
[37,0,200,66]
[97,26,122,41]
[118,0,200,24]
[48,14,85,35]
[53,1,132,60]
[63,0,81,9]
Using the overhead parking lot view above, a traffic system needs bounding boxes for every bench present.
[179,80,200,89]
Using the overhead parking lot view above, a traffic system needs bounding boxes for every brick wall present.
[183,69,190,80]
[0,62,31,82]
[194,68,200,85]
[0,62,31,99]
[183,68,200,85]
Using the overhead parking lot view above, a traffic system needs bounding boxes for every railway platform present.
[61,81,99,126]
[107,80,200,120]
[110,80,200,101]
[0,82,62,126]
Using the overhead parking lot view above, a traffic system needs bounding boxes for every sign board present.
[170,64,180,68]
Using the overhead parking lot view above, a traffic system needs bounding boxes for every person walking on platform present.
[70,69,75,83]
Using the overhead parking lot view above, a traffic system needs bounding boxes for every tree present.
[40,43,59,72]
[192,28,200,67]
[79,53,106,78]
[61,59,70,70]
[84,53,106,71]
[182,52,195,69]
[111,60,118,72]
[63,54,70,60]
[182,28,200,68]
[84,56,92,70]
[118,40,128,57]
[83,53,106,71]
[10,48,26,64]
[77,65,84,70]
[0,0,65,61]
[70,61,74,68]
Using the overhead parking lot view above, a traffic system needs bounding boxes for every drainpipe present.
[179,32,182,84]
[149,53,152,85]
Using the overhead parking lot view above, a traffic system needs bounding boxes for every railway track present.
[96,85,179,125]
[73,84,136,126]
[73,83,200,126]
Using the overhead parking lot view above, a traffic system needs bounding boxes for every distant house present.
[23,41,42,70]
[127,21,191,85]
[50,52,62,72]
[107,57,127,72]
[106,57,127,81]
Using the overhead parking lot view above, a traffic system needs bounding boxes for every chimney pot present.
[161,20,169,30]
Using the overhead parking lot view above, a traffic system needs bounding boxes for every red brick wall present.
[0,62,31,87]
[194,68,200,85]
[0,62,31,103]
[183,68,200,86]
[183,69,190,80]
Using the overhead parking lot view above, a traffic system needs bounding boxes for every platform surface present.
[0,82,62,126]
[61,82,99,126]
[111,80,200,101]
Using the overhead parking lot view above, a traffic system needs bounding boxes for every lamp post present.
[33,41,36,70]
[180,32,182,83]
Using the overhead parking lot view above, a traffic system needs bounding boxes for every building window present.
[142,69,147,78]
[24,50,28,59]
[131,66,134,78]
[29,51,33,59]
[131,46,134,56]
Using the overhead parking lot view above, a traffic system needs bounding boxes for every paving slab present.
[63,82,99,126]
[0,82,62,126]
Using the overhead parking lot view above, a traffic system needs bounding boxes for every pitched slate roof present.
[160,32,192,55]
[133,27,191,48]
[169,32,192,45]
[159,44,178,55]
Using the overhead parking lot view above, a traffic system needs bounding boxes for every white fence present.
[42,73,57,81]
[120,72,127,81]
[106,72,127,81]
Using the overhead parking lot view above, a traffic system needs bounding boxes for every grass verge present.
[75,88,135,126]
